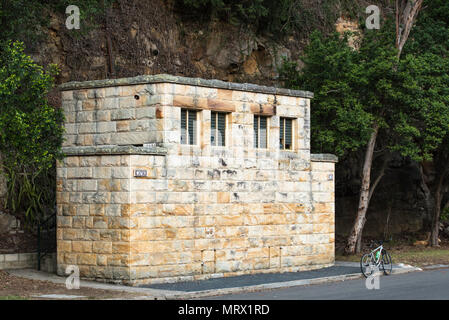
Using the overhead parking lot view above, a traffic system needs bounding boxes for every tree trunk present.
[430,163,449,246]
[396,0,424,58]
[419,163,434,226]
[354,153,389,252]
[345,123,379,255]
[368,153,390,203]
[344,1,423,255]
[430,185,442,247]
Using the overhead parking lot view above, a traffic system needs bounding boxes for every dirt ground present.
[336,237,449,267]
[0,233,37,254]
[0,270,153,300]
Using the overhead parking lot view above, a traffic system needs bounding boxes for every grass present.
[336,244,449,268]
[0,296,28,300]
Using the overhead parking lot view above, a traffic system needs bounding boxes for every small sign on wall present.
[134,169,148,177]
[328,174,334,181]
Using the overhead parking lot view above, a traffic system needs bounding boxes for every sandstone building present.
[56,74,337,285]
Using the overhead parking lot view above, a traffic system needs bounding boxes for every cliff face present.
[31,0,296,87]
[336,154,430,239]
[18,0,432,239]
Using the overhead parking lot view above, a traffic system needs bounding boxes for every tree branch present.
[368,153,390,203]
[396,0,423,58]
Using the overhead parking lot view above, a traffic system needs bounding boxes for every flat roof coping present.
[59,74,314,99]
[62,145,167,156]
[311,154,339,163]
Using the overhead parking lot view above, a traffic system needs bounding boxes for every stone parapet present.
[59,74,313,99]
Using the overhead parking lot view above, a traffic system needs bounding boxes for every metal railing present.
[37,213,56,271]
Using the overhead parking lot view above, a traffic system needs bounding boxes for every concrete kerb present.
[164,264,422,299]
[421,264,449,270]
[6,262,423,300]
[163,273,363,299]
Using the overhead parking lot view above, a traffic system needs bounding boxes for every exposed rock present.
[0,213,16,235]
[243,52,259,76]
[335,17,361,49]
[205,24,256,71]
[22,0,297,87]
[413,232,442,246]
[336,155,429,239]
[130,22,139,39]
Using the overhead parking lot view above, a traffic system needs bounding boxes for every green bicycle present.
[360,240,393,278]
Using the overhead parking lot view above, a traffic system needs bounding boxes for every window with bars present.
[280,117,293,150]
[181,109,197,145]
[211,112,227,147]
[253,115,268,149]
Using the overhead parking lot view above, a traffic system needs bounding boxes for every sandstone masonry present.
[57,74,337,285]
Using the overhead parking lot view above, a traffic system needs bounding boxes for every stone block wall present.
[0,252,56,272]
[57,75,337,285]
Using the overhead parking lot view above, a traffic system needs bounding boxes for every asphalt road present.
[143,266,360,292]
[207,268,449,300]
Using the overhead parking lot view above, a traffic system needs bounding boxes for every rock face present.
[336,155,429,239]
[29,0,292,87]
[56,74,337,284]
[0,213,17,234]
[335,17,361,49]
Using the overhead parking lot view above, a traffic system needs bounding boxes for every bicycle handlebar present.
[369,239,391,247]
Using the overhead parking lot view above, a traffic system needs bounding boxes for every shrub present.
[0,0,116,44]
[176,0,370,37]
[176,0,301,35]
[0,40,64,229]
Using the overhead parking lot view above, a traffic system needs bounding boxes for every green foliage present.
[404,0,449,57]
[0,41,64,228]
[52,0,116,28]
[0,0,48,44]
[394,0,449,163]
[177,0,356,36]
[0,0,116,44]
[441,207,449,222]
[390,53,449,161]
[279,30,381,156]
[280,19,449,162]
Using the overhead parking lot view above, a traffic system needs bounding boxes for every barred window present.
[211,112,227,146]
[280,117,293,150]
[181,109,197,145]
[254,115,268,149]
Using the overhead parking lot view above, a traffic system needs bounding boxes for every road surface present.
[207,268,449,300]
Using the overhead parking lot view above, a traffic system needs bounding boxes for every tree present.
[395,0,423,57]
[342,1,426,254]
[280,15,449,254]
[401,0,449,246]
[281,27,400,254]
[0,40,64,227]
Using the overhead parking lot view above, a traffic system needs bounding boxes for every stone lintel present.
[311,153,338,163]
[59,74,314,99]
[62,145,167,156]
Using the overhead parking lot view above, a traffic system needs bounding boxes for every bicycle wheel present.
[360,253,375,278]
[381,250,393,275]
